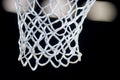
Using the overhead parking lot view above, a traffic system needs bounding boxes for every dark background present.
[0,0,119,79]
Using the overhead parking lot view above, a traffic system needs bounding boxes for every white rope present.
[15,0,96,71]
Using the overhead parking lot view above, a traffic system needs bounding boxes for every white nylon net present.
[15,0,96,71]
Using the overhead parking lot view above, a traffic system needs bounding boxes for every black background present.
[0,0,119,79]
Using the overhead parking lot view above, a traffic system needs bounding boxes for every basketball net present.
[15,0,96,71]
